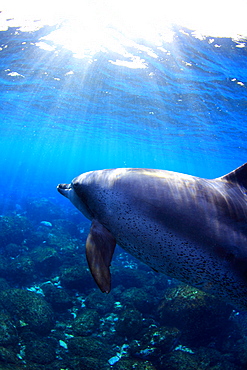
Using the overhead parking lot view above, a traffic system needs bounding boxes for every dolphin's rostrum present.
[57,163,247,310]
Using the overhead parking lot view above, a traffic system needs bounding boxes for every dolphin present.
[57,163,247,310]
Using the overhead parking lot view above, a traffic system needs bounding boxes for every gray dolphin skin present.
[57,163,247,310]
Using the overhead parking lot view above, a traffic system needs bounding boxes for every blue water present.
[1,25,247,209]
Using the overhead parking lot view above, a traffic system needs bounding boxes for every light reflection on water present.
[1,0,247,65]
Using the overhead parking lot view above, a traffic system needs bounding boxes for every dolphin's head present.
[57,183,72,198]
[58,169,123,221]
[57,172,94,220]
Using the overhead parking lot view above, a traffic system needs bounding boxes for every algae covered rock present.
[196,347,242,370]
[0,289,54,335]
[7,256,36,284]
[160,348,240,370]
[0,313,18,345]
[85,290,115,314]
[115,308,143,338]
[24,198,61,222]
[30,245,61,275]
[0,215,31,247]
[68,336,114,361]
[121,287,157,314]
[4,243,23,258]
[46,232,79,256]
[0,346,20,364]
[25,338,56,364]
[114,358,156,370]
[158,284,233,345]
[73,356,110,370]
[42,282,73,311]
[60,263,95,292]
[0,278,10,291]
[130,326,181,360]
[112,266,150,289]
[160,350,199,370]
[52,218,80,238]
[221,336,247,367]
[72,309,100,336]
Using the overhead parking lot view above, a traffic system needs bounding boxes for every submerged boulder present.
[45,232,80,256]
[121,287,157,314]
[158,284,233,346]
[59,263,95,292]
[85,290,115,314]
[130,326,181,360]
[0,289,54,335]
[0,346,21,365]
[113,358,156,370]
[68,336,114,361]
[112,266,150,289]
[42,282,73,312]
[72,309,100,336]
[52,219,80,238]
[0,312,18,346]
[160,350,200,370]
[25,338,56,364]
[0,215,31,247]
[24,198,61,223]
[115,308,143,338]
[7,255,36,284]
[0,278,10,291]
[73,356,109,370]
[30,245,61,275]
[4,243,23,258]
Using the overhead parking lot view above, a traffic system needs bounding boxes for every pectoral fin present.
[86,219,116,293]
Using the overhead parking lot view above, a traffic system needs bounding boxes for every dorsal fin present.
[220,163,247,188]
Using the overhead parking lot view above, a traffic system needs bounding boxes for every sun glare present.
[1,0,247,67]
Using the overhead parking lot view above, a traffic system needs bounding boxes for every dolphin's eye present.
[72,181,84,198]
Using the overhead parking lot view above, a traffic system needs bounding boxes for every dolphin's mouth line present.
[57,183,72,197]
